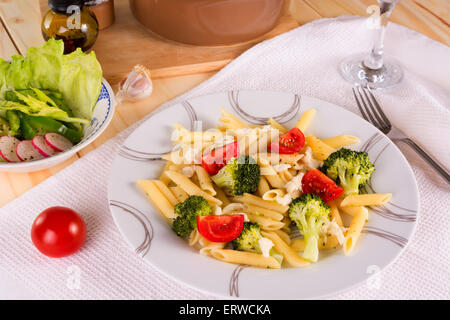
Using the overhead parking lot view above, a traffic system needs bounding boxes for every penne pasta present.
[278,169,294,184]
[247,213,285,231]
[343,206,369,255]
[213,184,231,206]
[164,170,222,205]
[189,229,202,246]
[338,201,367,217]
[279,153,304,165]
[199,242,227,256]
[219,108,249,129]
[136,180,176,221]
[168,163,192,171]
[262,189,285,201]
[328,199,344,227]
[265,174,286,189]
[340,193,392,207]
[153,180,179,206]
[295,109,316,132]
[257,176,271,197]
[243,203,285,221]
[262,231,309,267]
[305,135,336,161]
[210,249,281,269]
[161,149,185,165]
[267,117,288,133]
[273,229,291,245]
[194,166,216,196]
[288,167,297,176]
[237,133,259,156]
[159,161,173,185]
[322,135,360,149]
[177,129,225,144]
[232,193,289,213]
[169,186,189,203]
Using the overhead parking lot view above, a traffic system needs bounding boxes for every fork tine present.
[355,86,381,129]
[361,87,387,129]
[365,86,392,128]
[352,87,370,122]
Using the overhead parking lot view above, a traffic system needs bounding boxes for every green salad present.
[0,39,102,163]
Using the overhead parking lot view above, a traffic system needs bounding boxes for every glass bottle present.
[42,0,99,54]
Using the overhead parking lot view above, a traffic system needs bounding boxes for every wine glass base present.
[339,54,403,89]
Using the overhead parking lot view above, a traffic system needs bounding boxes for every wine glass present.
[339,0,403,89]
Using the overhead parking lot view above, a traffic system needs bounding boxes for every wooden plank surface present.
[0,0,449,207]
[0,17,18,58]
[0,0,43,55]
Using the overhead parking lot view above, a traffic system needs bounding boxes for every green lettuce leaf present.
[0,38,102,122]
[0,59,9,91]
[5,55,32,91]
[60,48,103,120]
[0,90,89,125]
[25,37,63,90]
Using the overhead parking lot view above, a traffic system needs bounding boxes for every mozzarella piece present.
[181,166,195,178]
[258,237,274,258]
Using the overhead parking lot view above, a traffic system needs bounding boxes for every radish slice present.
[45,133,73,152]
[16,140,45,162]
[0,136,21,162]
[32,135,56,157]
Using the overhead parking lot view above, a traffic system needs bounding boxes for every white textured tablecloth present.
[1,16,449,300]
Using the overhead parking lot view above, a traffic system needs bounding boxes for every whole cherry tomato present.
[31,206,86,258]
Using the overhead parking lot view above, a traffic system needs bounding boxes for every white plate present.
[0,79,115,172]
[107,91,419,299]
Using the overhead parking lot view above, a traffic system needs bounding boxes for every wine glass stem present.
[363,0,397,70]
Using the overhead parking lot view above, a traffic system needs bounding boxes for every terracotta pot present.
[129,0,285,46]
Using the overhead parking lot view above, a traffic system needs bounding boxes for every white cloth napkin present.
[0,16,449,300]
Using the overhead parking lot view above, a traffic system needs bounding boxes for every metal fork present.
[352,85,450,184]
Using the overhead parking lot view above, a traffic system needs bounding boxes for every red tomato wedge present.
[197,215,245,242]
[201,140,239,176]
[270,128,305,154]
[302,168,344,203]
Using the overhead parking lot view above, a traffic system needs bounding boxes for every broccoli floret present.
[321,148,375,196]
[232,222,262,252]
[232,222,283,265]
[289,194,331,262]
[212,155,261,196]
[172,195,211,238]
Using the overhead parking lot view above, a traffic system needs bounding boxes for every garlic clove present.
[116,64,153,103]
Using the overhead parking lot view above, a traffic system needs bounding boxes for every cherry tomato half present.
[197,214,245,242]
[31,206,86,258]
[270,128,305,154]
[201,140,240,176]
[302,168,344,203]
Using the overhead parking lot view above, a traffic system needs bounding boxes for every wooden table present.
[0,0,448,207]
